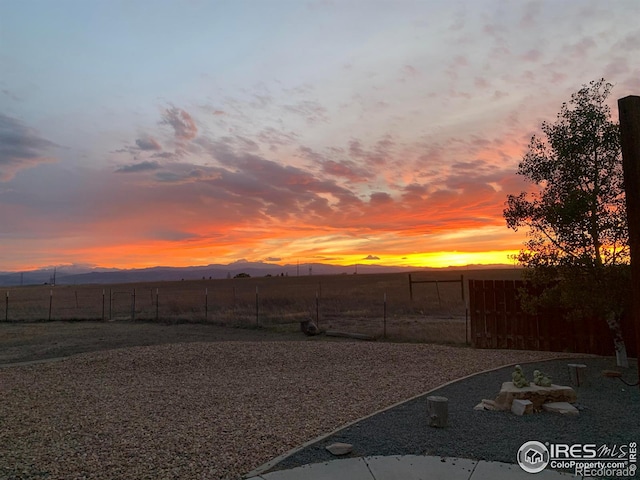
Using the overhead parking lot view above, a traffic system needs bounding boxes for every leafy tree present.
[504,79,631,367]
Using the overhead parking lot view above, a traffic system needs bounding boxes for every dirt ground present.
[0,320,322,365]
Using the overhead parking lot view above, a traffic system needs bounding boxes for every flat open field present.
[0,268,521,344]
[1,268,523,344]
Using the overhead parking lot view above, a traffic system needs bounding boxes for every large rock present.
[300,320,320,336]
[511,399,533,416]
[326,442,353,456]
[542,402,579,416]
[474,399,500,411]
[494,382,577,411]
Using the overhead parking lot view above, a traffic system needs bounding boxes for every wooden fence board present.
[469,279,637,357]
[484,280,498,349]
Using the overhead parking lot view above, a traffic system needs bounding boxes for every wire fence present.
[0,273,470,343]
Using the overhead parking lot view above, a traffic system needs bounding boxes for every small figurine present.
[512,365,529,388]
[533,369,552,387]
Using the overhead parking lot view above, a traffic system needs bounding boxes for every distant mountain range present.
[0,261,511,287]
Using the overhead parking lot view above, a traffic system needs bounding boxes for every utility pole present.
[618,95,640,386]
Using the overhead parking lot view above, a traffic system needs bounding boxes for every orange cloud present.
[2,96,537,272]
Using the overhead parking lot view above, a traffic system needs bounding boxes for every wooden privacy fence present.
[469,279,637,357]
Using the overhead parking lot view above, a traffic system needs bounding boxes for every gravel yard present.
[0,329,578,480]
[271,357,638,475]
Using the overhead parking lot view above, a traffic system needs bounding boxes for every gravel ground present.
[271,357,639,475]
[0,341,577,479]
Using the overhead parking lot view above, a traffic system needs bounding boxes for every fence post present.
[156,288,159,321]
[109,289,112,320]
[255,286,259,327]
[48,289,53,321]
[408,274,413,301]
[383,292,387,339]
[131,288,136,321]
[102,289,105,321]
[315,290,319,327]
[619,95,640,382]
[5,291,8,321]
[465,307,469,345]
[205,287,208,321]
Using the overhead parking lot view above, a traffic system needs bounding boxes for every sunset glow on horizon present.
[1,1,639,272]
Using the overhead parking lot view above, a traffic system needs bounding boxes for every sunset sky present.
[1,0,639,272]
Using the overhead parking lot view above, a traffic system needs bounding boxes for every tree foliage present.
[504,79,631,363]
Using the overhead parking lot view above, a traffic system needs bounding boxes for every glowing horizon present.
[1,1,638,273]
[3,250,521,274]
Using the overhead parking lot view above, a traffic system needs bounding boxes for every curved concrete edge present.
[242,354,589,478]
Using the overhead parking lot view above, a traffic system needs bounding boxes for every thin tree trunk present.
[591,147,603,268]
[606,312,629,368]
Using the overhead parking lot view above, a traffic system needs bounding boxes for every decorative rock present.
[511,399,533,416]
[494,382,577,411]
[474,399,500,411]
[300,319,320,336]
[325,442,353,456]
[542,402,579,416]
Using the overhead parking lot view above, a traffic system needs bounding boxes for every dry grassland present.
[1,268,523,344]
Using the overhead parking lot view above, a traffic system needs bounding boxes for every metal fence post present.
[131,288,136,321]
[408,274,413,301]
[383,292,387,339]
[255,286,259,327]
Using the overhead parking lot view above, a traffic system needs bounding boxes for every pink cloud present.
[369,192,393,205]
[522,49,542,62]
[322,160,370,183]
[519,0,542,28]
[474,76,490,89]
[604,57,630,77]
[567,37,596,59]
[161,107,198,141]
[0,114,58,181]
[135,136,162,151]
